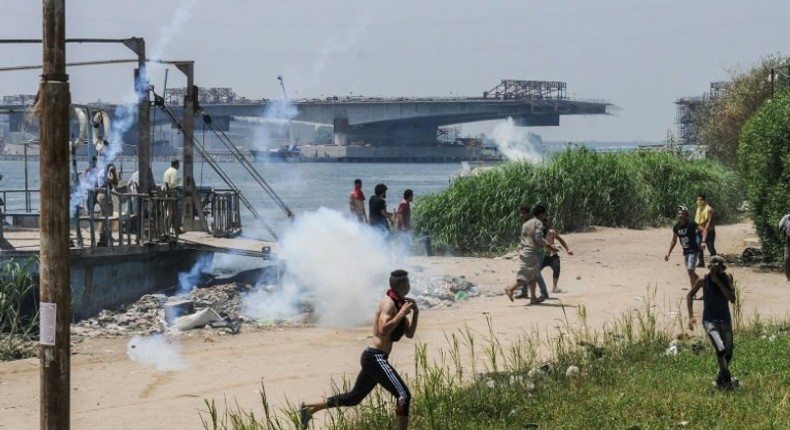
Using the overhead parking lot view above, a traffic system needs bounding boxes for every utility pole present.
[177,62,196,231]
[39,1,71,429]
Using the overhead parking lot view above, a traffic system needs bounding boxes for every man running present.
[299,270,418,430]
[687,255,738,389]
[505,204,557,304]
[665,205,702,291]
[540,227,574,296]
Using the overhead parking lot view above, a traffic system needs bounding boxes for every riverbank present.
[0,222,788,429]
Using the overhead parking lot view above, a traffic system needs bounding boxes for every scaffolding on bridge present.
[675,81,728,146]
[483,80,567,100]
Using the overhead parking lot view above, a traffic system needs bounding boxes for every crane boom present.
[276,75,296,151]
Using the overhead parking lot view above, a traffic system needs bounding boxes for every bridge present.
[1,80,609,148]
[197,80,609,146]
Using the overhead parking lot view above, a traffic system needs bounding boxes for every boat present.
[248,144,301,162]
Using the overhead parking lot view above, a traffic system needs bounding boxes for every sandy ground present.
[1,222,788,429]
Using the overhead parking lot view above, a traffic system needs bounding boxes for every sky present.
[1,0,789,143]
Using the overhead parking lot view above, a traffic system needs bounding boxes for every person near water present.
[505,204,557,304]
[396,189,413,252]
[348,178,368,223]
[161,159,182,234]
[665,205,702,291]
[687,255,738,389]
[299,270,418,430]
[695,194,717,266]
[369,183,393,237]
[162,159,180,190]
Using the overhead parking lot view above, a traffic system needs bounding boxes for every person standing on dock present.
[369,183,393,237]
[349,178,368,223]
[162,159,182,234]
[162,159,180,190]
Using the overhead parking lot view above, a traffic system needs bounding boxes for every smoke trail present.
[250,100,300,151]
[176,253,213,296]
[242,207,393,328]
[127,334,187,371]
[491,118,544,163]
[69,0,198,215]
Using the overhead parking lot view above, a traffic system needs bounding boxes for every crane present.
[277,75,296,151]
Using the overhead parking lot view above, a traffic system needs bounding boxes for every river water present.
[0,159,461,240]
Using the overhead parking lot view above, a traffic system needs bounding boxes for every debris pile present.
[70,274,482,337]
[408,274,481,309]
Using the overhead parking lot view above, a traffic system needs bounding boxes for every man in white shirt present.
[161,159,182,234]
[162,159,180,190]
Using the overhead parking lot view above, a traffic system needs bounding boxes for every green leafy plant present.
[738,88,790,262]
[0,256,39,361]
[413,149,743,254]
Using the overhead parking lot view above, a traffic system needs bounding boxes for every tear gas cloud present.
[127,335,187,371]
[242,208,395,328]
[177,253,213,295]
[491,118,543,163]
[250,101,300,151]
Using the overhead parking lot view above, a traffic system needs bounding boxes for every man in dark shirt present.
[369,183,393,237]
[665,205,702,290]
[687,255,737,389]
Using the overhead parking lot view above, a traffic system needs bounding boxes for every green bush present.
[0,256,39,361]
[738,89,790,261]
[413,149,743,254]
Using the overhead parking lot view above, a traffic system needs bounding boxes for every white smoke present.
[250,101,300,151]
[127,335,187,371]
[149,0,197,62]
[491,118,543,163]
[306,9,373,90]
[176,253,213,296]
[242,208,393,328]
[69,0,198,215]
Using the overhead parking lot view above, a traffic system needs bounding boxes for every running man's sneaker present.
[552,288,563,293]
[299,403,312,429]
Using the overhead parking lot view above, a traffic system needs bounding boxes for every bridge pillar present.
[333,118,350,146]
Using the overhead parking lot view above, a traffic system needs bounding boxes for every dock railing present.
[1,185,243,247]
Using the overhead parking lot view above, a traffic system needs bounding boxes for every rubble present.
[70,274,483,338]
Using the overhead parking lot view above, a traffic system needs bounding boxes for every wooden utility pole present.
[38,1,72,429]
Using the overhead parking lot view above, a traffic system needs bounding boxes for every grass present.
[0,256,39,361]
[201,283,790,429]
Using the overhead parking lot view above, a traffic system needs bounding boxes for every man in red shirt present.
[396,189,413,252]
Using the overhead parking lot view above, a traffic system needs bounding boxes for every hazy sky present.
[1,0,788,142]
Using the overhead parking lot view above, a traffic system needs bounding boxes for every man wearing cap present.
[687,255,738,389]
[665,206,702,290]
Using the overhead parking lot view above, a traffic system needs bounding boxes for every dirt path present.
[1,222,787,430]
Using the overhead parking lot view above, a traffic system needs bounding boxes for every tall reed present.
[413,149,743,254]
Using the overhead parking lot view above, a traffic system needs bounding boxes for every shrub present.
[413,150,743,254]
[0,256,39,361]
[738,89,790,261]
